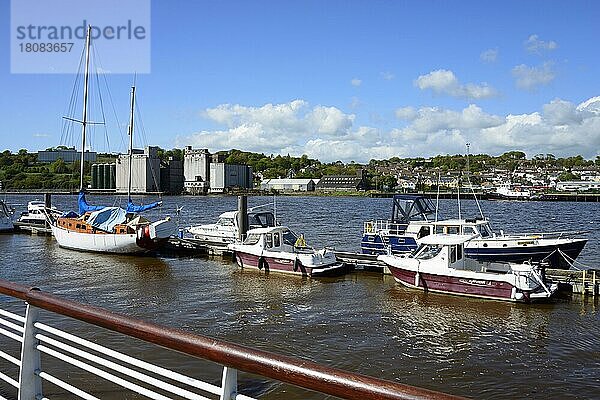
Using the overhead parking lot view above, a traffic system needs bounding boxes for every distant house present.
[316,170,367,192]
[261,178,316,192]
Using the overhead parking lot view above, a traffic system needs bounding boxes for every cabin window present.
[435,225,445,234]
[463,226,476,235]
[266,234,273,248]
[456,245,462,260]
[415,244,442,260]
[450,245,457,263]
[446,226,459,235]
[273,233,281,247]
[282,229,298,246]
[76,224,82,229]
[243,233,261,245]
[417,226,431,239]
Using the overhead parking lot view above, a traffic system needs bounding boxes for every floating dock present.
[13,221,53,235]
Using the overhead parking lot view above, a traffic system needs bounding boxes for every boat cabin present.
[412,234,510,273]
[242,226,306,252]
[406,218,494,240]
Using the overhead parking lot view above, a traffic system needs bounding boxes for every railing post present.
[220,366,237,400]
[18,304,42,400]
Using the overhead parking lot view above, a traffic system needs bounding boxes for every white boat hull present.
[51,225,145,254]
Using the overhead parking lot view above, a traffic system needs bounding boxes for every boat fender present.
[258,256,264,270]
[293,258,300,272]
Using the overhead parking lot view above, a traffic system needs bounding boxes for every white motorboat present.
[489,183,535,200]
[17,201,62,228]
[0,200,15,233]
[378,234,558,303]
[228,226,346,276]
[187,208,276,245]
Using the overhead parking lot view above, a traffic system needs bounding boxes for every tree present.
[50,158,67,174]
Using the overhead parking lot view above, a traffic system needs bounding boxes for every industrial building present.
[160,158,184,194]
[38,147,97,163]
[316,169,367,192]
[183,146,253,194]
[115,146,161,193]
[209,163,253,193]
[183,147,210,194]
[260,178,316,192]
[90,163,116,190]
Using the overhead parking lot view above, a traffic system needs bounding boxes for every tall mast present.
[127,85,136,199]
[79,25,92,192]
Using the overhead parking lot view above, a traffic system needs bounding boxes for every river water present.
[0,194,599,399]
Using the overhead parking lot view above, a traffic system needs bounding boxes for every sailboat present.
[50,25,175,254]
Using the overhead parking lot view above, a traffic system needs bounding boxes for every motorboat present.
[378,234,558,302]
[187,208,276,245]
[361,195,587,269]
[17,201,62,228]
[228,226,346,276]
[0,200,15,233]
[489,183,536,200]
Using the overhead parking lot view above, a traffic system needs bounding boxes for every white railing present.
[0,304,252,400]
[0,280,463,400]
[363,220,408,235]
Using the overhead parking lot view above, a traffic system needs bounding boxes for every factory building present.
[183,146,253,194]
[160,157,184,194]
[183,147,210,194]
[115,146,161,193]
[209,163,253,193]
[38,147,97,163]
[91,163,116,190]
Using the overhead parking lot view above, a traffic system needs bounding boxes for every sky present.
[1,0,599,163]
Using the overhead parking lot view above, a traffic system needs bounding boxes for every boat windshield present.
[217,217,235,227]
[478,223,493,238]
[282,229,298,246]
[414,244,443,260]
[243,233,261,245]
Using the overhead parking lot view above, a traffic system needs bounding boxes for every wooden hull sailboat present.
[51,25,175,254]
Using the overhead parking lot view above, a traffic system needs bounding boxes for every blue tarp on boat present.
[78,191,106,215]
[87,207,127,232]
[126,198,162,213]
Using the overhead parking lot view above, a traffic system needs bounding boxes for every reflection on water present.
[0,195,599,399]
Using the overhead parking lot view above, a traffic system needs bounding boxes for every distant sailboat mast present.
[127,85,136,200]
[79,25,92,192]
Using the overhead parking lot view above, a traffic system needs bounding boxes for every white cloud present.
[177,97,600,163]
[512,62,556,91]
[480,48,498,63]
[33,133,51,138]
[351,78,362,87]
[395,106,417,121]
[525,34,558,54]
[414,69,497,99]
[380,71,395,80]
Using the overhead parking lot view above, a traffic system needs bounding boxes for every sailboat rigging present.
[50,25,175,254]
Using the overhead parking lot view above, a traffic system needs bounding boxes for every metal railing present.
[363,220,408,235]
[0,279,465,400]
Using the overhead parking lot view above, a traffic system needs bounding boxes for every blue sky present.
[1,0,599,162]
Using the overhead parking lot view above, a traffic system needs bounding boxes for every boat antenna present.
[127,84,136,200]
[79,25,92,192]
[457,170,462,221]
[465,143,485,219]
[273,194,277,225]
[435,171,441,222]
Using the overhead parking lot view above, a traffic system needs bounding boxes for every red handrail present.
[0,279,466,400]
